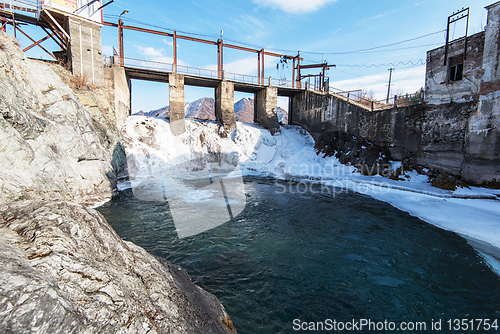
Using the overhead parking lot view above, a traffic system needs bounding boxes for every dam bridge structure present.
[0,0,375,136]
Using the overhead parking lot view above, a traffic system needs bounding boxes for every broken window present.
[448,55,464,83]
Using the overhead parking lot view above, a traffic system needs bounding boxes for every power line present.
[297,29,446,55]
[336,59,426,68]
[103,14,221,40]
[102,15,439,70]
[103,14,445,57]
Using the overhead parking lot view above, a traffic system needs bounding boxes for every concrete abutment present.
[103,65,131,128]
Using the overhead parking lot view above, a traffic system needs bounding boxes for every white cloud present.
[162,38,173,47]
[102,45,115,56]
[155,56,189,67]
[133,45,189,69]
[136,45,165,58]
[252,0,337,14]
[330,66,426,101]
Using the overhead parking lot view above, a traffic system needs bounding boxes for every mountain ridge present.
[133,97,288,124]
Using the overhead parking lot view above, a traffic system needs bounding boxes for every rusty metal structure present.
[0,1,70,60]
[0,0,107,62]
[444,7,469,66]
[296,61,334,92]
[0,1,334,93]
[103,20,308,89]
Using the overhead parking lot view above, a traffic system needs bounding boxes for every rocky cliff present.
[0,30,236,333]
[0,200,235,333]
[0,31,125,206]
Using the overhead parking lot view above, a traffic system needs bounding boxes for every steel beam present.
[173,30,177,72]
[118,19,124,66]
[258,51,261,85]
[15,25,56,60]
[217,42,221,78]
[260,49,266,85]
[41,26,65,50]
[42,9,70,41]
[102,20,305,85]
[23,32,55,52]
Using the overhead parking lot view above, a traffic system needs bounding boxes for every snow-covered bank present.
[121,116,500,275]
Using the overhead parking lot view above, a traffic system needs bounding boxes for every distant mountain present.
[185,98,215,120]
[277,107,288,124]
[133,106,169,118]
[135,97,288,125]
[234,97,254,123]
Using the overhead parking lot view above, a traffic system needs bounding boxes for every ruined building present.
[424,1,500,184]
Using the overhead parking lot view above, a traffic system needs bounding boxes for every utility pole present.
[386,68,394,104]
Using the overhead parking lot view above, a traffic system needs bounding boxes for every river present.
[98,176,500,333]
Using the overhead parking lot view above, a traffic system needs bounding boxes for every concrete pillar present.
[215,80,236,136]
[103,65,130,128]
[169,73,185,135]
[254,86,280,134]
[67,16,103,85]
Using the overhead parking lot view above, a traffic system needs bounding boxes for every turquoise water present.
[98,177,500,333]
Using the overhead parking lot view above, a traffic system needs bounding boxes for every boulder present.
[0,200,236,333]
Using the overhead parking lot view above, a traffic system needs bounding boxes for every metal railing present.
[0,0,42,19]
[177,64,218,79]
[329,86,424,111]
[117,56,301,88]
[104,56,424,105]
[225,71,260,86]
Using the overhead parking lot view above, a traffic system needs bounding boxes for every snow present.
[121,116,500,275]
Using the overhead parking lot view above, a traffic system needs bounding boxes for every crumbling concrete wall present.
[466,1,500,184]
[291,88,498,185]
[424,32,485,105]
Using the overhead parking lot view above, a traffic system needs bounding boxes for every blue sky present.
[12,0,494,112]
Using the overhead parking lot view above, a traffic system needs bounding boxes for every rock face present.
[0,200,236,333]
[314,131,391,176]
[0,31,124,206]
